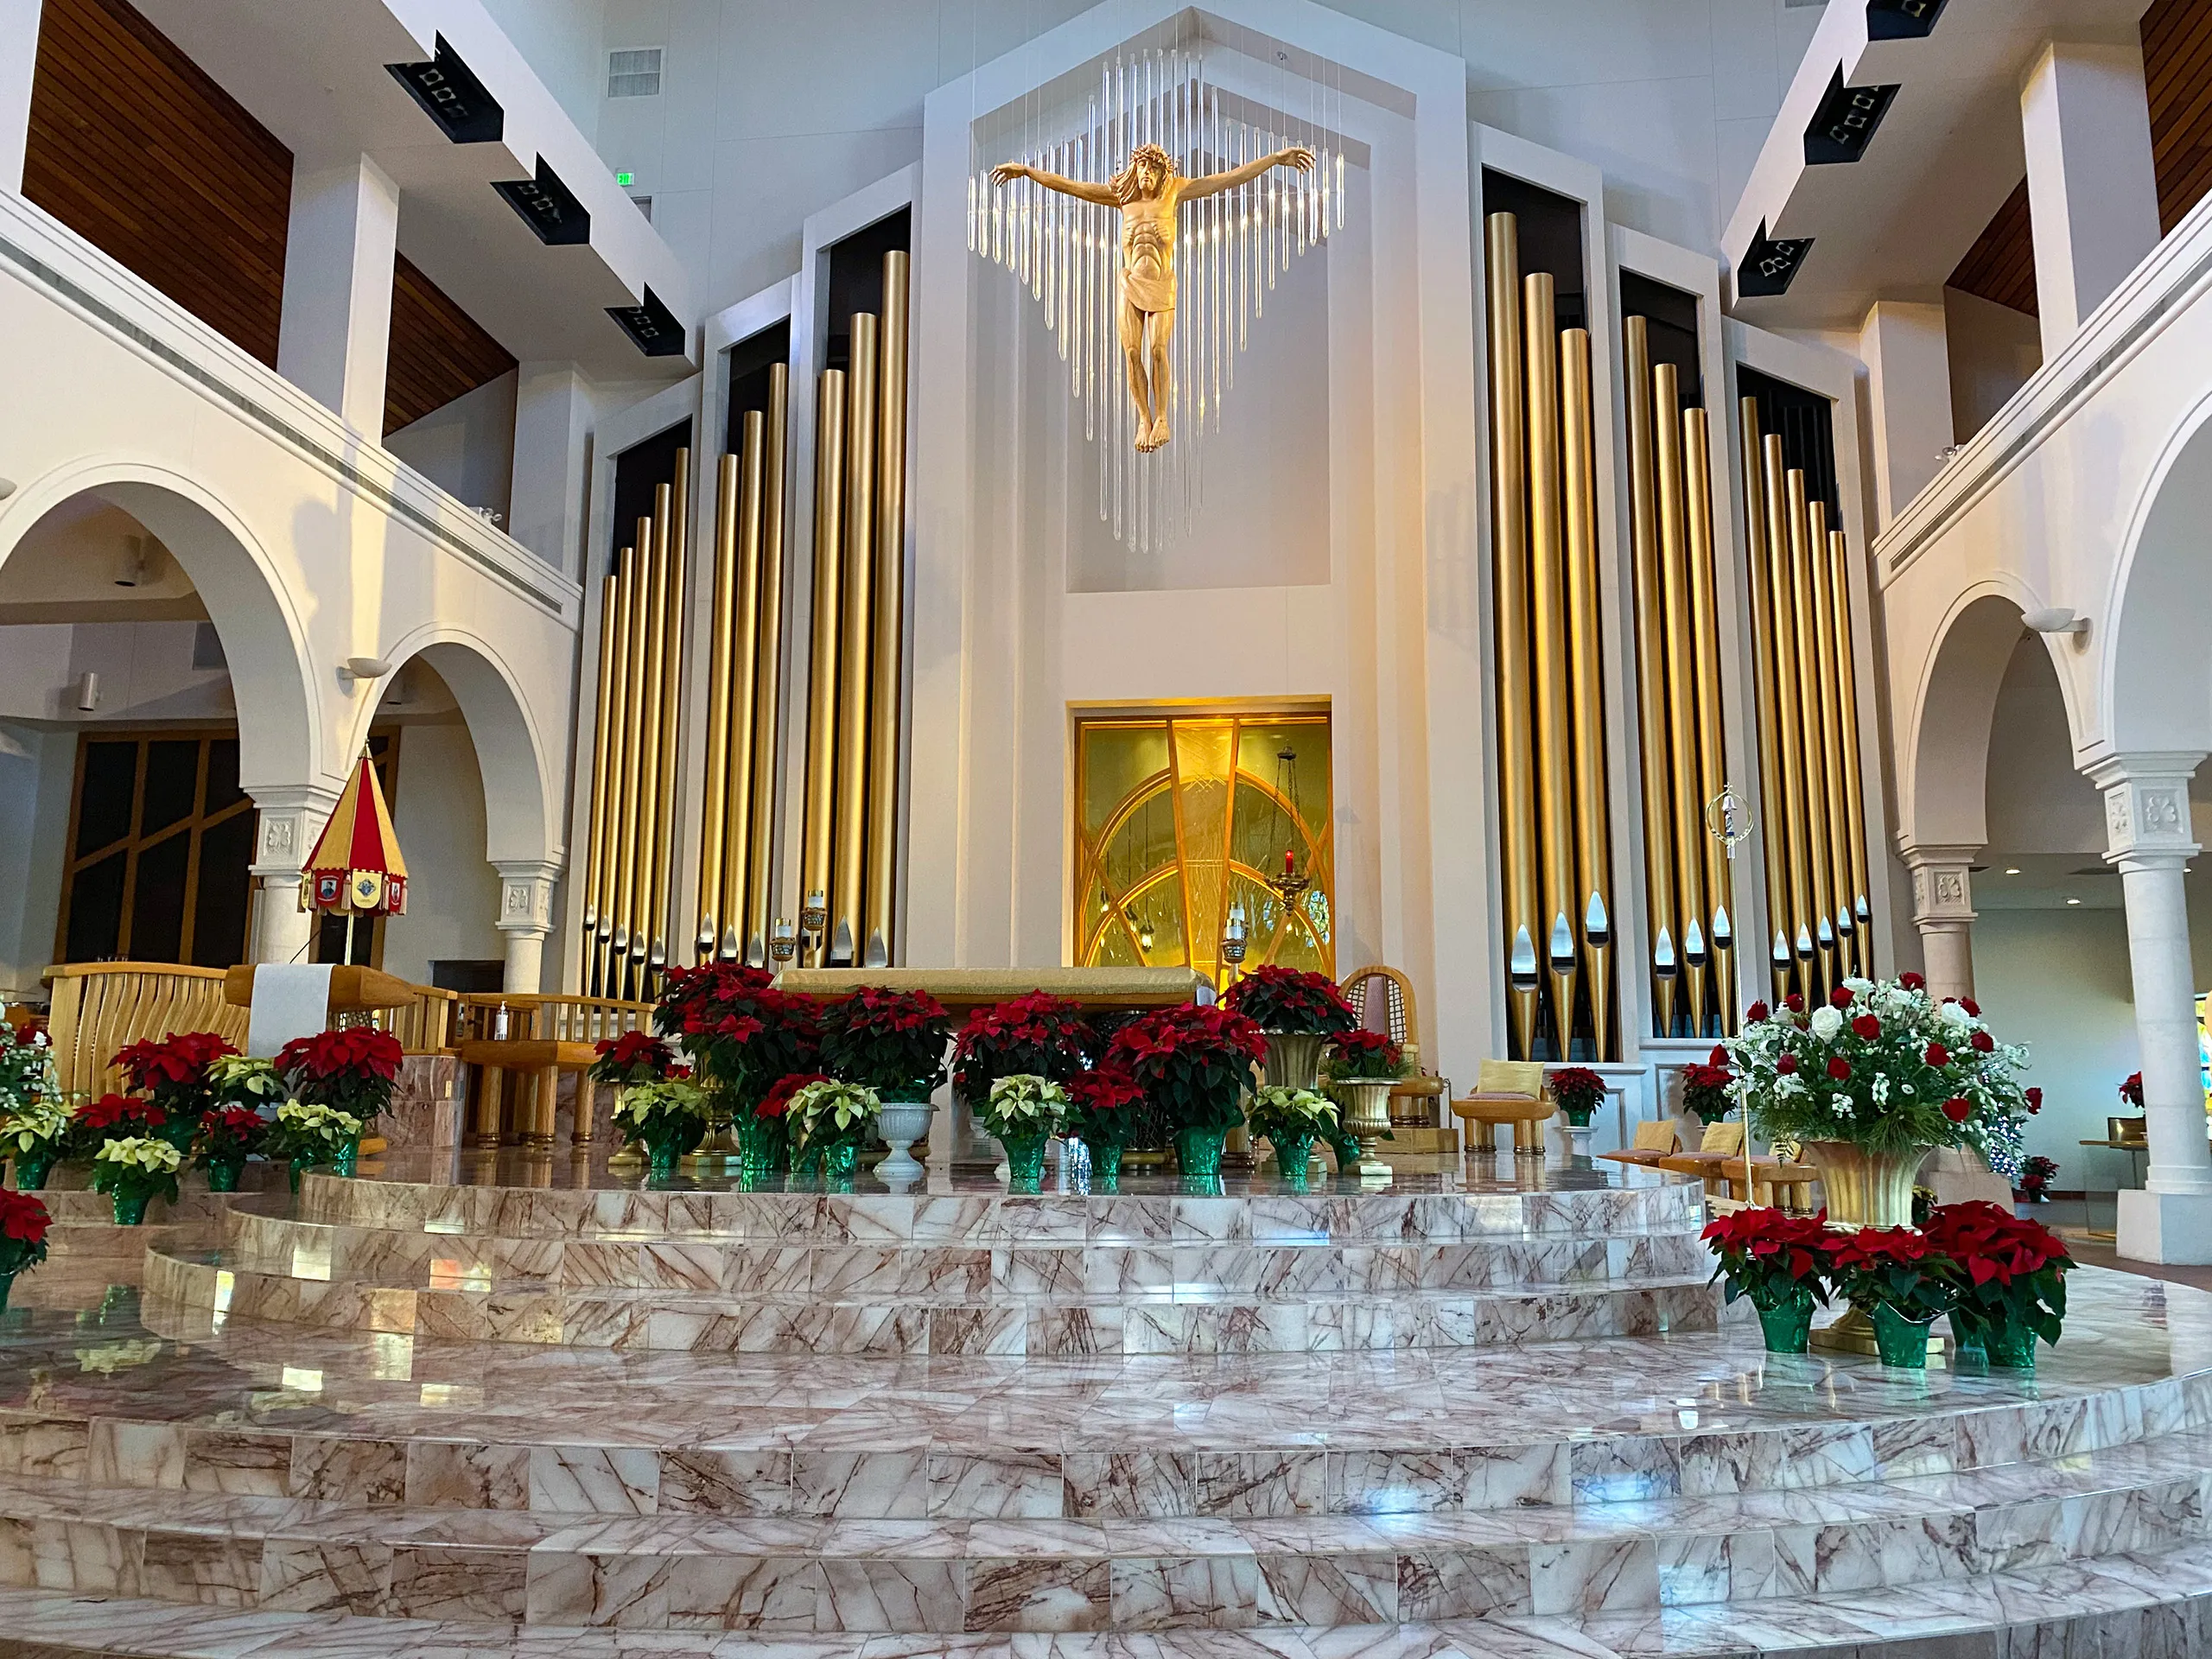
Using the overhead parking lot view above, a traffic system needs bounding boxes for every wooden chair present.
[1655,1121,1748,1198]
[43,963,248,1100]
[1598,1117,1681,1169]
[1452,1059,1554,1157]
[455,995,652,1149]
[1339,964,1451,1134]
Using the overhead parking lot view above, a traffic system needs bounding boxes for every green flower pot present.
[1984,1316,2039,1370]
[1089,1141,1124,1192]
[645,1140,683,1180]
[736,1115,785,1180]
[333,1137,359,1178]
[1755,1289,1816,1355]
[1868,1303,1936,1369]
[288,1159,308,1195]
[205,1158,245,1193]
[111,1189,152,1226]
[1949,1309,1989,1366]
[823,1141,858,1191]
[1000,1129,1048,1193]
[1174,1127,1228,1192]
[1271,1133,1317,1189]
[11,1150,54,1192]
[0,1270,13,1312]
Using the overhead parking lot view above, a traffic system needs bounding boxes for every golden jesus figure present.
[992,140,1315,452]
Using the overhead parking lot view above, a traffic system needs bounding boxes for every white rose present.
[1809,1006,1845,1041]
[1938,1001,1974,1029]
[1844,976,1874,995]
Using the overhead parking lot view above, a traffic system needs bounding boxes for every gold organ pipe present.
[801,369,848,967]
[696,454,741,958]
[1524,270,1577,1056]
[1763,439,1815,988]
[595,563,635,994]
[746,365,790,958]
[721,416,767,958]
[652,453,690,977]
[1561,328,1614,1059]
[582,573,618,962]
[1739,403,1790,999]
[1829,527,1872,976]
[631,505,670,982]
[1624,318,1678,1033]
[1485,213,1540,1058]
[833,315,880,966]
[1808,498,1853,981]
[1654,364,1708,1036]
[1785,471,1835,993]
[865,252,911,966]
[1683,407,1733,1030]
[612,534,651,982]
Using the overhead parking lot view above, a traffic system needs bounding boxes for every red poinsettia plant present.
[818,988,952,1092]
[1920,1199,2072,1350]
[1826,1224,1959,1325]
[1701,1205,1833,1312]
[112,1032,238,1126]
[1066,1068,1146,1148]
[590,1030,684,1088]
[277,1027,404,1123]
[2120,1071,2145,1109]
[757,1071,832,1122]
[2018,1154,2058,1202]
[1324,1028,1407,1081]
[950,992,1092,1103]
[1548,1066,1607,1125]
[0,1188,50,1278]
[69,1091,170,1156]
[195,1105,265,1165]
[1108,1003,1267,1133]
[1681,1056,1735,1124]
[655,963,820,1110]
[1222,966,1357,1036]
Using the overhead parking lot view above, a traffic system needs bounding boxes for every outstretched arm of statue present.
[1178,145,1316,201]
[990,161,1118,207]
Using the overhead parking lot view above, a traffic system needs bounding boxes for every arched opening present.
[2107,400,2212,758]
[1904,591,2037,851]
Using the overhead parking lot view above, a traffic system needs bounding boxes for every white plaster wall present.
[483,0,609,145]
[0,621,232,725]
[1974,906,2139,1174]
[1944,287,2042,447]
[378,720,505,982]
[385,371,519,524]
[588,0,1825,320]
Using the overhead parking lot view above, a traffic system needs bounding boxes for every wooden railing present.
[343,985,459,1054]
[453,995,653,1050]
[43,963,247,1099]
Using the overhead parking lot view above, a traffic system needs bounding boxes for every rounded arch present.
[2105,385,2212,756]
[0,459,322,792]
[1900,582,2083,851]
[361,626,558,869]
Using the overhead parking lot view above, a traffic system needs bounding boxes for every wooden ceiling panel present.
[384,254,518,436]
[1947,180,2037,317]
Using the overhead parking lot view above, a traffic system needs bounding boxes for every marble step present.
[214,1204,1713,1299]
[3,1421,2212,1632]
[297,1169,1702,1245]
[138,1242,1724,1354]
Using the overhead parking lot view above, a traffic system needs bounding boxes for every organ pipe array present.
[695,364,791,964]
[801,251,912,967]
[581,451,691,1000]
[1484,211,1616,1062]
[1739,404,1872,1001]
[1623,319,1733,1038]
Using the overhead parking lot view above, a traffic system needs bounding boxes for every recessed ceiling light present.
[2066,897,2082,906]
[2005,868,2022,875]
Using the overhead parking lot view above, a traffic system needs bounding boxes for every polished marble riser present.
[216,1205,1713,1299]
[298,1172,1700,1245]
[3,1424,2212,1632]
[137,1246,1723,1354]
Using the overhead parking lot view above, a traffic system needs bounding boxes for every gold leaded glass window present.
[1073,710,1332,987]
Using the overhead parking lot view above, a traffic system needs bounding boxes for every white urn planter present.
[874,1096,934,1186]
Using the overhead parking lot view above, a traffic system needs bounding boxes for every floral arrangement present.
[787,1079,881,1171]
[206,1054,285,1113]
[1723,975,2031,1177]
[277,1027,404,1124]
[112,1032,238,1128]
[194,1105,264,1186]
[1681,1057,1734,1124]
[1922,1199,2071,1354]
[950,993,1093,1103]
[90,1135,183,1214]
[2018,1154,2058,1202]
[72,1092,170,1158]
[1247,1084,1338,1146]
[263,1099,365,1173]
[818,988,952,1092]
[1548,1066,1607,1126]
[1222,966,1357,1035]
[758,1071,830,1124]
[2120,1071,2145,1109]
[1701,1205,1833,1313]
[1107,1003,1267,1134]
[0,1026,69,1186]
[1322,1029,1406,1082]
[610,1077,710,1164]
[1065,1070,1144,1150]
[0,1189,51,1282]
[590,1030,683,1087]
[655,963,821,1109]
[978,1073,1069,1142]
[1826,1224,1958,1326]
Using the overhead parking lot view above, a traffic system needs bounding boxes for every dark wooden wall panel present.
[23,0,294,365]
[1948,181,2037,316]
[385,254,517,435]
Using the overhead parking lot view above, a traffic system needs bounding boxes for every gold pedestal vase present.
[1801,1140,1943,1359]
[1331,1081,1395,1172]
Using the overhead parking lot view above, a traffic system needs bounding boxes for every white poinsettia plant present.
[0,1023,64,1153]
[206,1054,286,1110]
[788,1079,880,1160]
[979,1073,1070,1141]
[1722,973,2031,1176]
[92,1135,184,1175]
[264,1098,364,1166]
[1246,1084,1339,1145]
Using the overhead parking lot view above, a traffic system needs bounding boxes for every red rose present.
[1960,998,1980,1017]
[1777,1054,1799,1076]
[1707,1045,1729,1066]
[1829,986,1854,1009]
[1826,1057,1853,1081]
[2026,1087,2043,1114]
[1970,1031,1994,1053]
[1900,972,1926,992]
[1942,1096,1972,1123]
[1924,1043,1950,1068]
[1784,995,1806,1014]
[1745,1001,1770,1023]
[1851,1014,1880,1040]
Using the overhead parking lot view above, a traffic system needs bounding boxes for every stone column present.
[2020,39,2162,359]
[276,154,401,434]
[247,783,341,964]
[1859,300,1955,532]
[2090,755,2212,1263]
[1901,845,1978,1003]
[0,0,42,194]
[508,363,594,575]
[495,860,562,995]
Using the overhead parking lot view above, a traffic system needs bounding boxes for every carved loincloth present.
[1120,219,1175,314]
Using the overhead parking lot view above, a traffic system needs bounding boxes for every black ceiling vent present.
[1804,68,1898,165]
[387,36,504,144]
[608,287,687,357]
[1738,224,1814,297]
[1867,0,1948,41]
[494,159,591,246]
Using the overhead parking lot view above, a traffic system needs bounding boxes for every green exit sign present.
[615,171,634,187]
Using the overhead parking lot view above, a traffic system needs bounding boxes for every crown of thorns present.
[1109,143,1180,200]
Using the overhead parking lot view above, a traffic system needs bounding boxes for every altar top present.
[772,965,1209,1013]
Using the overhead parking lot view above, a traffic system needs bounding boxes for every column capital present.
[245,782,344,879]
[2085,753,2203,867]
[493,860,563,937]
[1897,843,1979,925]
